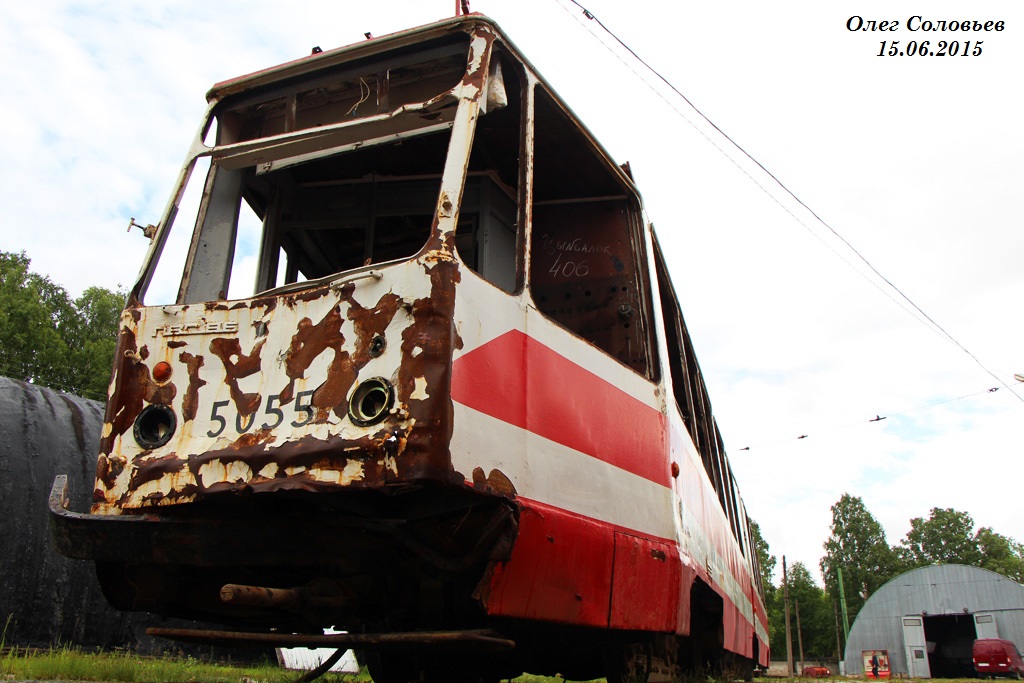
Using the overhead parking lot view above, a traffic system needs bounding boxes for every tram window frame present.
[528,86,656,379]
[653,237,739,527]
[176,125,457,304]
[654,238,698,432]
[455,49,524,294]
[160,34,474,305]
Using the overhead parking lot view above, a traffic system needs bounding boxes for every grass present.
[0,645,373,683]
[0,647,580,683]
[3,644,997,683]
[0,646,602,683]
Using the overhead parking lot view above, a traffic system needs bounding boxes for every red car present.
[973,639,1024,678]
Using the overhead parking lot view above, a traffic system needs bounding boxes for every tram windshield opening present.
[145,33,478,305]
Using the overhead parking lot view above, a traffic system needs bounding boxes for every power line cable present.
[549,1,950,348]
[554,0,1024,407]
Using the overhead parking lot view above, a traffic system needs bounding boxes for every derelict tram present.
[50,13,768,683]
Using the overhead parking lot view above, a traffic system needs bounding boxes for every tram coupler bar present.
[145,627,515,652]
[220,584,299,608]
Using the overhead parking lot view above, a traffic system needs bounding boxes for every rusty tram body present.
[50,14,768,682]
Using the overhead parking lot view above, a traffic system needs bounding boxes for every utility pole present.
[783,556,794,677]
[834,599,844,661]
[837,566,851,643]
[795,598,805,676]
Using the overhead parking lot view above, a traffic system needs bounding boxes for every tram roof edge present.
[207,14,504,101]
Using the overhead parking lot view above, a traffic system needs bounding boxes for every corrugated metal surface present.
[0,376,124,647]
[843,564,1024,675]
[0,376,269,659]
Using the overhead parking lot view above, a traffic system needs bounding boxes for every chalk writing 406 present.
[549,252,590,279]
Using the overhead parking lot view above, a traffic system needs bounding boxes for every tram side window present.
[654,238,739,537]
[456,175,517,293]
[529,88,654,377]
[456,52,523,294]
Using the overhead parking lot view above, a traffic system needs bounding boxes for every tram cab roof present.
[203,12,641,200]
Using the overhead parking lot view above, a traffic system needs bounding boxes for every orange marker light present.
[152,361,173,383]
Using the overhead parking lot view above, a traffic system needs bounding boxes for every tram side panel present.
[670,385,769,665]
[450,265,681,631]
[449,231,765,661]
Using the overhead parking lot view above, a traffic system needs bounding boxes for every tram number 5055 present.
[207,390,315,437]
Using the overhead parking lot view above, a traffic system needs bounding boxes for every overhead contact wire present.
[556,0,1024,407]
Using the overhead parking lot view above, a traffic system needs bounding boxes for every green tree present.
[976,527,1024,583]
[820,493,899,623]
[0,251,124,399]
[897,507,983,567]
[66,286,125,398]
[786,562,836,660]
[749,520,786,662]
[895,508,1024,581]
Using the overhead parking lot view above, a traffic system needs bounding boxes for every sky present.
[2,0,1022,584]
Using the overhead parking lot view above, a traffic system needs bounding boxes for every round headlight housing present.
[348,378,394,426]
[133,404,177,449]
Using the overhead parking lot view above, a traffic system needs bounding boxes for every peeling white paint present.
[132,469,197,504]
[341,459,364,483]
[258,462,280,479]
[410,376,430,401]
[307,467,342,484]
[198,459,254,487]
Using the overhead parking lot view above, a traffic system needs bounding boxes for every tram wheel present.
[365,652,417,683]
[606,641,653,683]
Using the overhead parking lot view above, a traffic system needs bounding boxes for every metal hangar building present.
[843,564,1024,678]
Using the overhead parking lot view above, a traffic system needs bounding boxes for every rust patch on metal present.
[280,304,352,420]
[232,428,275,449]
[280,286,408,423]
[96,456,111,490]
[179,351,207,423]
[336,284,403,368]
[209,337,265,417]
[471,467,516,498]
[249,295,279,312]
[187,427,395,494]
[486,469,516,496]
[129,452,188,491]
[396,256,461,481]
[101,327,178,455]
[167,340,187,349]
[289,284,334,305]
[463,26,495,92]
